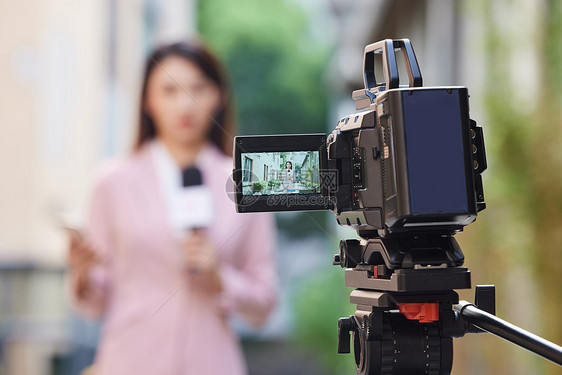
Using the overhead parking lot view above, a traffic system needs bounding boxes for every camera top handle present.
[363,39,423,93]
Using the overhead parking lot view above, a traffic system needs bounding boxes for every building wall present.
[0,1,195,374]
[0,0,106,264]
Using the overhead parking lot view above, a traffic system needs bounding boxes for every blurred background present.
[1,0,561,374]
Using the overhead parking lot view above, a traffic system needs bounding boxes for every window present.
[243,156,253,183]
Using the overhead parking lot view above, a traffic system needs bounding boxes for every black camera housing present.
[328,86,486,235]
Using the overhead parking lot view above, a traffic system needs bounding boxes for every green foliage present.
[267,179,281,189]
[198,0,330,136]
[252,180,267,192]
[276,211,331,240]
[544,0,562,102]
[306,182,320,189]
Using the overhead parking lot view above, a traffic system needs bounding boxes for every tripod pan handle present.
[456,301,562,366]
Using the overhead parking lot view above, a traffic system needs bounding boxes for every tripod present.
[334,234,562,374]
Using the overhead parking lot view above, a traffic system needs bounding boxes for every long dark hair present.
[135,40,235,156]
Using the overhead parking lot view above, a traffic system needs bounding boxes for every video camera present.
[233,39,486,237]
[232,39,561,374]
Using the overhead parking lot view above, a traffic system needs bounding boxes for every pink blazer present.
[71,142,277,375]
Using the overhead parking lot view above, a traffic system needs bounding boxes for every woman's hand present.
[182,229,223,294]
[67,231,99,299]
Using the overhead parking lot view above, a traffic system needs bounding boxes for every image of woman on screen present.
[281,161,295,192]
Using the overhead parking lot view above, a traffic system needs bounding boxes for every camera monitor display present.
[233,134,329,212]
[240,151,320,195]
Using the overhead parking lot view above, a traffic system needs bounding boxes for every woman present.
[281,160,295,192]
[68,41,277,374]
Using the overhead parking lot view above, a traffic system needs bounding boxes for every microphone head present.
[182,167,203,187]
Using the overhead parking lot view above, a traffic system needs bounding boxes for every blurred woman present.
[68,41,277,375]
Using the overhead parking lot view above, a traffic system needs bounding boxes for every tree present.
[198,0,330,136]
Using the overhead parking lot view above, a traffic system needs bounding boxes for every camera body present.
[327,86,486,236]
[233,39,486,238]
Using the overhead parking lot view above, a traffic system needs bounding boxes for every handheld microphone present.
[169,167,214,232]
[177,167,214,275]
